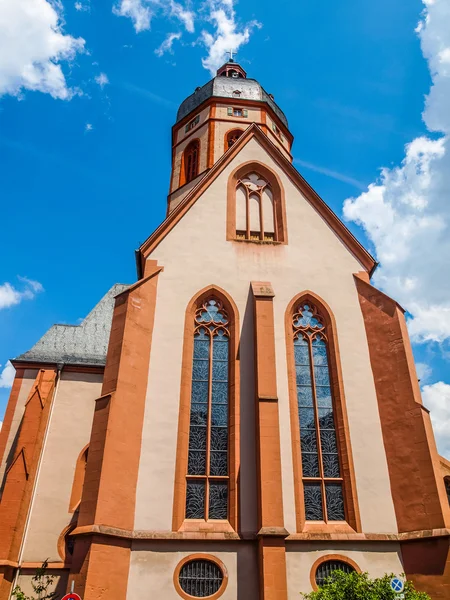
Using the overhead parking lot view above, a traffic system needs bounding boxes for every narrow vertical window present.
[185,298,229,521]
[184,139,200,184]
[293,303,345,522]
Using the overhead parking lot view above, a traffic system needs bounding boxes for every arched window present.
[69,445,89,512]
[235,172,276,241]
[184,139,200,184]
[445,477,450,505]
[228,162,287,244]
[225,129,243,151]
[185,297,230,521]
[292,302,345,522]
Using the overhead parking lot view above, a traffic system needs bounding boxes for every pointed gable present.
[137,124,376,278]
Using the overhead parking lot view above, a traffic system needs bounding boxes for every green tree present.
[12,560,58,600]
[301,570,430,600]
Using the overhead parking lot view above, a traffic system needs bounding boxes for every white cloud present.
[422,382,450,459]
[113,0,194,34]
[0,361,15,389]
[74,1,90,11]
[201,1,261,76]
[343,0,450,346]
[85,122,93,132]
[0,277,44,309]
[112,0,260,74]
[416,362,433,383]
[94,72,109,88]
[0,0,85,100]
[169,0,194,33]
[155,32,181,57]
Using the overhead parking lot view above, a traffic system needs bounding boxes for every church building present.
[1,60,450,600]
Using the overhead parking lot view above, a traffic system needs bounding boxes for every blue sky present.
[1,0,449,454]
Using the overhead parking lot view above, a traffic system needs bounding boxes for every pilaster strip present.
[251,281,288,600]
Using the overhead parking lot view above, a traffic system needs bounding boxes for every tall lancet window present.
[185,298,229,521]
[184,139,200,184]
[236,172,275,241]
[293,303,345,522]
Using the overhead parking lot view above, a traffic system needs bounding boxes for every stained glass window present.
[235,172,275,242]
[178,559,224,597]
[293,303,346,522]
[185,298,229,521]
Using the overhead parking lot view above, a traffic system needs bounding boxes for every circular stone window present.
[315,559,356,587]
[177,557,226,598]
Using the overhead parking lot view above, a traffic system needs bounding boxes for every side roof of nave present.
[13,283,129,368]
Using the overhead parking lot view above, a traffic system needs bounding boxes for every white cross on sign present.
[390,577,405,593]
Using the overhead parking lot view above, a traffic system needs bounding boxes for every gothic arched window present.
[235,172,276,241]
[185,297,230,521]
[225,129,243,150]
[292,302,345,522]
[184,139,200,184]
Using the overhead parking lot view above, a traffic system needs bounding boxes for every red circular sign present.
[61,594,82,600]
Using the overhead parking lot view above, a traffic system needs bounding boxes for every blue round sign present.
[390,577,404,593]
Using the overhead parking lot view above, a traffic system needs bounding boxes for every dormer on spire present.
[216,60,247,79]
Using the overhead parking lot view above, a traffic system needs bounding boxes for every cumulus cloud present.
[113,0,260,73]
[94,72,109,88]
[0,277,44,309]
[113,0,194,34]
[0,0,85,100]
[0,361,15,389]
[201,1,261,75]
[343,0,450,346]
[155,32,181,57]
[422,382,450,459]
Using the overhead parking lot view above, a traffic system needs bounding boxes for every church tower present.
[1,61,450,600]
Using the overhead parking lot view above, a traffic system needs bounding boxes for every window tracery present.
[235,172,275,241]
[292,303,345,522]
[185,298,230,521]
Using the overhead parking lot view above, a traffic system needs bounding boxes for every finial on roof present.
[226,49,236,63]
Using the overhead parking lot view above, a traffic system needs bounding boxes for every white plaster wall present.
[286,543,403,598]
[0,369,38,487]
[127,542,258,600]
[135,136,397,535]
[22,371,102,561]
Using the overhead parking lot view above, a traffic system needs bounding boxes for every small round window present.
[179,559,224,597]
[315,560,355,587]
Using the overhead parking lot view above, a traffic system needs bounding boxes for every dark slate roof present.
[15,284,129,367]
[176,76,289,128]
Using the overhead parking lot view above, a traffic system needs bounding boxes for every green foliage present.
[12,560,58,600]
[301,570,431,600]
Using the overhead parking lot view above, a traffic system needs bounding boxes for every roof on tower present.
[176,61,288,127]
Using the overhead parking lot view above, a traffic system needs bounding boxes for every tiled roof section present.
[176,77,289,127]
[15,284,129,366]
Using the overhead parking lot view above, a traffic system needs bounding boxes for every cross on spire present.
[226,49,237,62]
